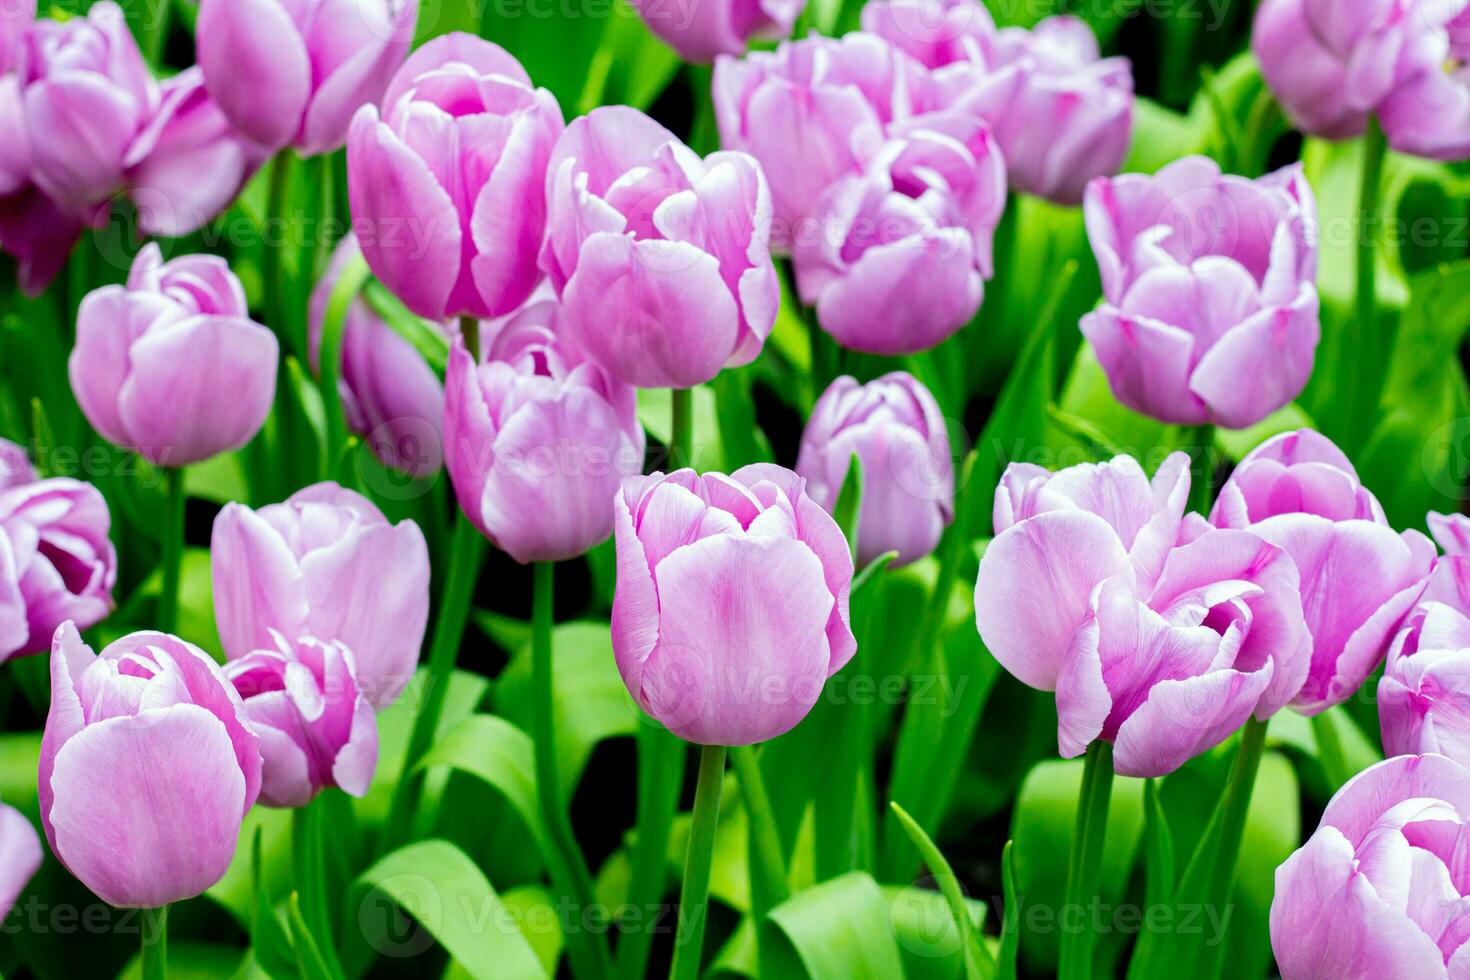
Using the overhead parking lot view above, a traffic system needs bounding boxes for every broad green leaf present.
[761,872,906,979]
[118,942,250,980]
[416,714,544,847]
[883,885,991,980]
[888,804,988,980]
[832,454,864,563]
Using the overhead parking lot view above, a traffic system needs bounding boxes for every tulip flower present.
[1376,4,1470,160]
[0,797,40,920]
[40,623,263,909]
[629,0,802,62]
[444,302,644,564]
[541,106,779,389]
[1080,157,1321,429]
[69,245,278,467]
[1379,602,1470,764]
[309,234,445,477]
[860,0,995,72]
[796,372,954,567]
[196,0,419,156]
[0,441,116,663]
[212,483,430,708]
[1211,429,1434,713]
[0,0,32,75]
[612,465,856,745]
[1271,753,1470,978]
[348,34,564,321]
[976,452,1312,776]
[224,631,379,808]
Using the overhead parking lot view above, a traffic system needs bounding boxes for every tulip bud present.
[347,34,564,320]
[444,301,644,564]
[796,373,954,567]
[0,798,41,920]
[196,0,419,156]
[1080,157,1320,429]
[612,465,857,746]
[224,632,379,808]
[211,483,430,709]
[39,624,263,908]
[69,245,278,467]
[542,106,779,389]
[628,0,802,63]
[1211,429,1435,713]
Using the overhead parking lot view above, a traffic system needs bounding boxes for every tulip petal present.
[195,0,311,150]
[1113,666,1272,778]
[0,802,41,919]
[1190,287,1320,429]
[210,504,312,662]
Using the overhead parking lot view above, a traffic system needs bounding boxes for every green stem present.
[670,387,694,471]
[292,801,344,976]
[533,563,615,980]
[730,747,789,919]
[669,744,727,980]
[263,154,294,350]
[1350,119,1389,448]
[139,0,171,67]
[319,254,371,482]
[141,905,167,980]
[1058,741,1114,980]
[459,314,480,364]
[1311,711,1351,791]
[157,467,185,634]
[316,153,336,280]
[1186,424,1217,515]
[380,515,485,852]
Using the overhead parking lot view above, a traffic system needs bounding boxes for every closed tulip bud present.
[977,453,1312,777]
[211,483,430,709]
[1271,754,1470,978]
[348,34,563,320]
[196,0,419,156]
[224,632,379,808]
[69,245,278,467]
[613,465,857,745]
[796,373,954,567]
[629,0,802,62]
[0,0,32,76]
[0,441,116,663]
[542,106,779,389]
[1081,157,1321,429]
[40,624,263,908]
[0,797,40,920]
[1212,429,1435,713]
[309,234,445,477]
[445,302,644,563]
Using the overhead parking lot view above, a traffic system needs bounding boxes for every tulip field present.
[5,0,1470,977]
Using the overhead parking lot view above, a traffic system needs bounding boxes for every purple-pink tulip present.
[196,0,419,156]
[1081,156,1320,428]
[1271,753,1470,978]
[0,0,32,75]
[1379,601,1470,765]
[629,0,802,63]
[211,483,430,709]
[348,34,563,321]
[796,372,954,567]
[445,302,644,564]
[0,441,116,663]
[613,465,856,745]
[309,234,445,477]
[1375,3,1470,159]
[223,631,379,808]
[861,0,994,72]
[542,106,779,389]
[976,453,1312,777]
[40,623,262,908]
[0,797,40,920]
[70,245,278,468]
[1211,429,1434,714]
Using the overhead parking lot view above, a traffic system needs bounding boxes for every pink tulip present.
[196,0,419,156]
[69,245,278,467]
[211,483,430,708]
[444,302,644,564]
[976,453,1312,777]
[0,183,80,297]
[542,106,779,389]
[309,234,445,477]
[0,0,33,76]
[224,632,379,808]
[860,0,995,72]
[1377,2,1470,160]
[613,465,856,745]
[1211,429,1434,713]
[40,623,262,908]
[348,34,563,321]
[629,0,802,62]
[1271,753,1470,978]
[0,798,40,920]
[1081,157,1320,428]
[796,372,954,567]
[1380,602,1470,764]
[0,441,116,663]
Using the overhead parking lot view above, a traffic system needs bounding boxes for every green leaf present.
[1141,779,1175,912]
[832,453,864,563]
[760,872,906,979]
[286,893,337,980]
[119,943,250,980]
[361,281,449,373]
[416,714,544,848]
[888,803,987,980]
[997,842,1018,980]
[883,885,991,980]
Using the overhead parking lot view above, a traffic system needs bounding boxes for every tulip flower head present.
[40,624,263,908]
[69,245,279,468]
[628,0,803,63]
[0,796,40,920]
[1081,157,1321,429]
[612,465,856,746]
[1379,602,1470,764]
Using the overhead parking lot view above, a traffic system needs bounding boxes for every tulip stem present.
[141,905,167,980]
[1058,740,1113,980]
[1185,425,1216,514]
[1349,118,1389,448]
[669,744,726,980]
[157,467,184,634]
[320,254,372,483]
[730,746,789,920]
[459,315,480,364]
[292,801,345,977]
[1310,710,1351,791]
[670,388,693,470]
[532,562,616,980]
[263,154,297,353]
